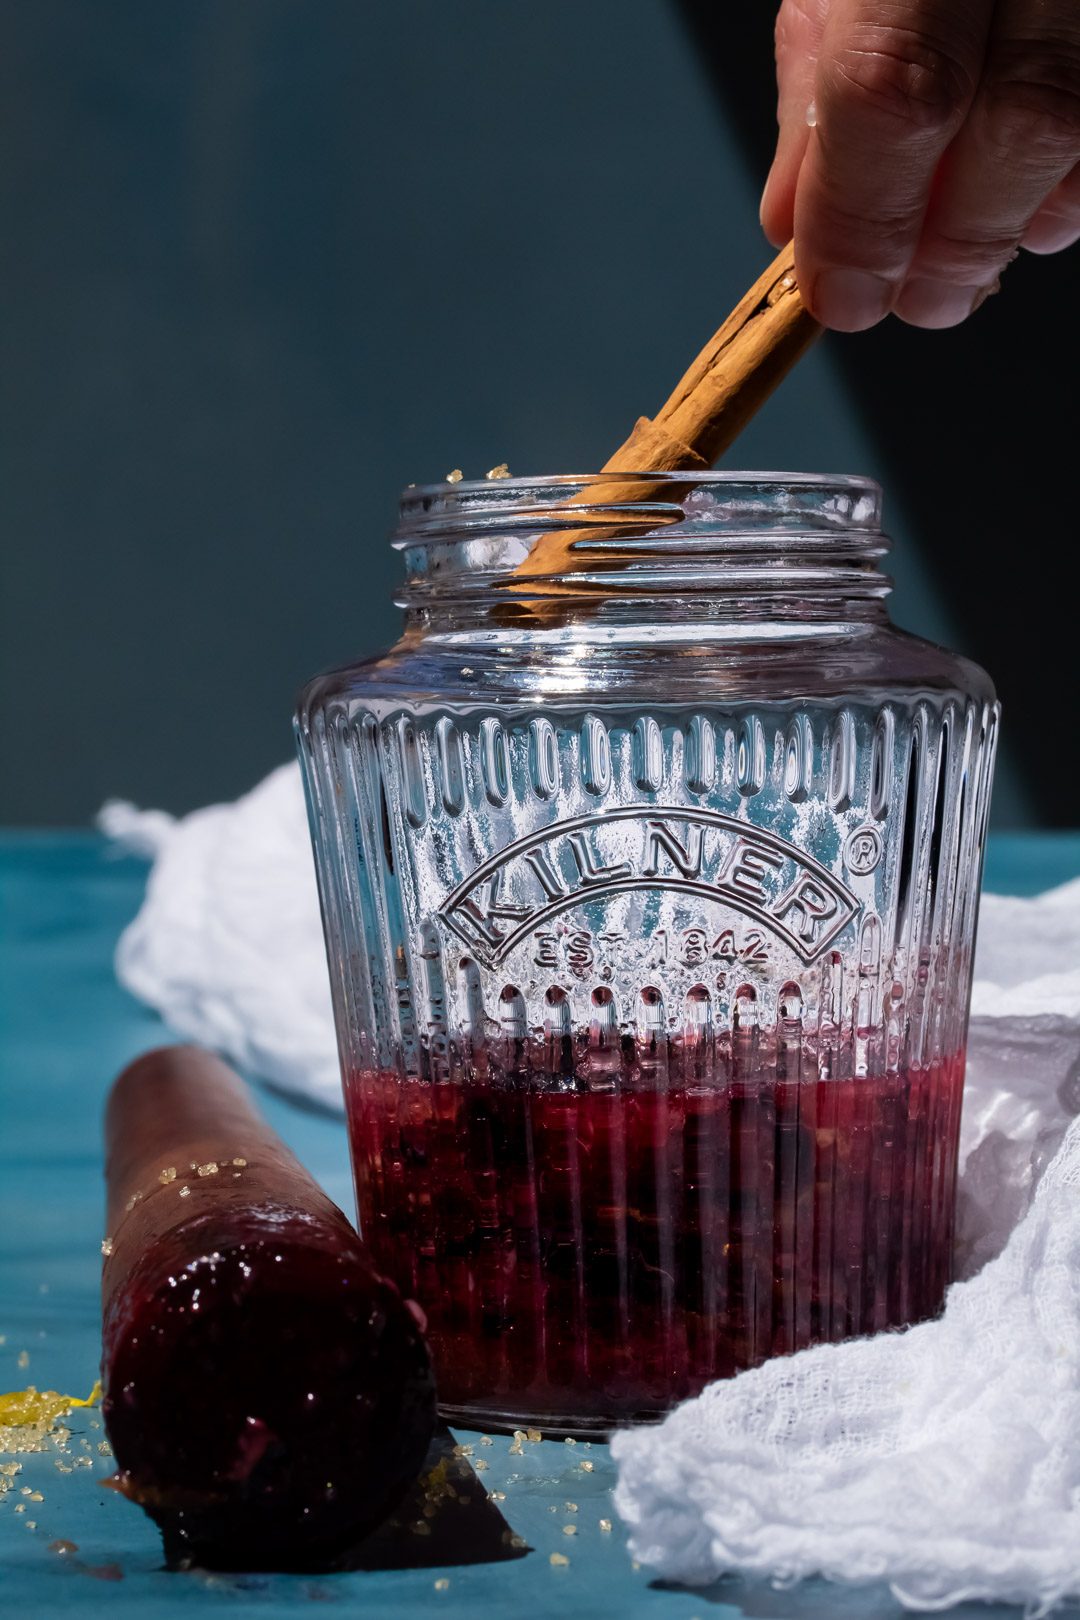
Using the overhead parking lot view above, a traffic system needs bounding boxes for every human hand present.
[760,0,1080,330]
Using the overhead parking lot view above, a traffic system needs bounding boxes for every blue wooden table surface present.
[2,831,1078,1618]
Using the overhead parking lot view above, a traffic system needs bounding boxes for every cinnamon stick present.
[503,240,819,602]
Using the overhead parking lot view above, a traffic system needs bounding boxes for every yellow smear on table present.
[1,1382,101,1454]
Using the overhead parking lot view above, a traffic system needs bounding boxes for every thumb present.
[761,0,831,245]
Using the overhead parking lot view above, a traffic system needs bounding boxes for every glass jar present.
[295,473,997,1435]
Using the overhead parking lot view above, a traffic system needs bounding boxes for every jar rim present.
[389,470,890,615]
[394,471,885,558]
[400,468,880,500]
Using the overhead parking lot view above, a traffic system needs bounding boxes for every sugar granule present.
[158,1166,177,1185]
[485,463,510,480]
[445,469,464,484]
[100,1239,113,1258]
[550,1551,569,1567]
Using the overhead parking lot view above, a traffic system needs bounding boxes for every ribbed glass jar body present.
[296,474,997,1433]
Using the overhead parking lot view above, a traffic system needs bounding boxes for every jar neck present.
[392,472,893,636]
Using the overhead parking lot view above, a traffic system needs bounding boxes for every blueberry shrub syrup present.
[347,1041,965,1432]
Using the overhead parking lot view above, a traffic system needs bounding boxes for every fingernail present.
[894,279,982,330]
[811,269,894,332]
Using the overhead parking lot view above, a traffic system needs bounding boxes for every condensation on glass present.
[296,473,997,1434]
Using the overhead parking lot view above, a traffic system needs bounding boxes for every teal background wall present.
[0,0,1060,826]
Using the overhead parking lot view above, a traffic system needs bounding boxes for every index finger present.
[794,0,993,329]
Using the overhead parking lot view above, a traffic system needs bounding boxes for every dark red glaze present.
[348,1049,965,1429]
[101,1046,435,1570]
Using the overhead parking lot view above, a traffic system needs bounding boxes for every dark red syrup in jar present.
[346,1038,965,1432]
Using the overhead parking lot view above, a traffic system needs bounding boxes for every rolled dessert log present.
[101,1045,436,1570]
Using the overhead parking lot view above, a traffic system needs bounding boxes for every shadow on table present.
[652,1574,1031,1619]
[346,1424,527,1571]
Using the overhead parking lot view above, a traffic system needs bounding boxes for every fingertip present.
[1021,215,1080,256]
[806,267,895,332]
[759,161,796,249]
[759,199,790,250]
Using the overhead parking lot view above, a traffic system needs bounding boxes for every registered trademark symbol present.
[844,825,883,876]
